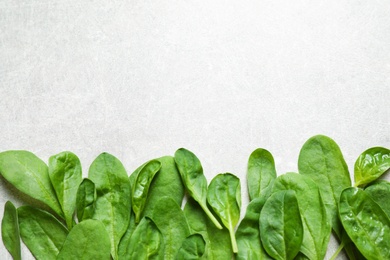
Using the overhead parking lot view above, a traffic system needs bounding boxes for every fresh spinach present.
[207,173,241,253]
[1,201,21,260]
[75,178,96,222]
[365,180,390,218]
[176,233,206,260]
[57,219,111,260]
[260,190,303,260]
[354,147,390,187]
[88,152,131,260]
[247,148,276,201]
[48,151,82,229]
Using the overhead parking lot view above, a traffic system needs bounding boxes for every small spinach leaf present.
[18,206,68,260]
[88,152,131,260]
[76,178,96,222]
[57,219,111,260]
[207,173,241,253]
[1,201,21,260]
[176,234,206,260]
[354,147,390,187]
[247,148,276,201]
[339,187,390,260]
[0,151,63,217]
[48,151,82,229]
[260,190,303,260]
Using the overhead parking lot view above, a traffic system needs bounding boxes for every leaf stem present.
[329,241,344,260]
[199,203,223,229]
[228,227,238,253]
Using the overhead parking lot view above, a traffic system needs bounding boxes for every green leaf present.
[207,173,241,253]
[298,135,351,237]
[76,178,96,222]
[132,159,161,223]
[18,206,68,260]
[339,187,390,260]
[354,147,390,187]
[365,181,390,218]
[88,152,131,260]
[1,201,21,260]
[0,151,63,217]
[57,219,111,260]
[125,217,162,259]
[260,190,303,260]
[236,197,272,260]
[272,173,331,260]
[48,151,82,229]
[184,197,232,260]
[174,148,223,229]
[146,196,190,260]
[176,234,206,260]
[247,148,276,201]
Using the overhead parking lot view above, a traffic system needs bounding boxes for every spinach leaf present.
[88,152,131,260]
[0,151,63,217]
[119,216,162,260]
[132,159,161,223]
[260,190,303,260]
[236,197,272,260]
[365,180,390,218]
[18,206,68,260]
[354,147,390,187]
[207,173,241,253]
[174,148,223,229]
[57,219,111,260]
[143,156,185,217]
[272,173,331,260]
[176,234,206,260]
[247,148,276,201]
[298,135,350,237]
[117,211,137,260]
[48,151,82,229]
[1,201,21,260]
[76,178,96,222]
[184,197,232,260]
[147,196,190,260]
[339,187,390,260]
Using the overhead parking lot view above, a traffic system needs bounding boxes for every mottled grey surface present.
[1,0,389,259]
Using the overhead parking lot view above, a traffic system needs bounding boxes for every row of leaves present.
[1,135,390,260]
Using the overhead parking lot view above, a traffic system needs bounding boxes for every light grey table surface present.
[1,0,389,259]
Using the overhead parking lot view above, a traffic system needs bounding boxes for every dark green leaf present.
[176,234,205,260]
[57,219,111,260]
[18,206,68,260]
[207,173,241,253]
[1,201,21,260]
[354,147,390,187]
[88,152,131,260]
[236,197,272,260]
[48,151,82,229]
[339,187,390,260]
[247,148,276,201]
[117,212,139,260]
[260,190,303,260]
[365,180,390,218]
[132,160,161,223]
[0,151,63,217]
[76,178,96,222]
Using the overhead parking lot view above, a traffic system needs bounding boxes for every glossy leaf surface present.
[339,187,390,260]
[76,178,96,222]
[18,206,68,260]
[247,148,276,201]
[176,234,205,260]
[0,151,63,217]
[298,135,350,237]
[1,201,21,260]
[48,151,82,229]
[354,147,390,187]
[236,197,271,260]
[174,148,222,229]
[260,190,303,260]
[57,219,111,260]
[88,152,131,260]
[207,173,241,253]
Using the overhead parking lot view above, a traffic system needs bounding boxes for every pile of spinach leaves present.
[1,135,389,260]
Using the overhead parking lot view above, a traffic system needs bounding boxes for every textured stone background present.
[1,0,389,258]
